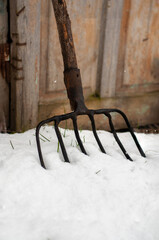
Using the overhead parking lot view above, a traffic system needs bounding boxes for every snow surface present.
[0,126,159,240]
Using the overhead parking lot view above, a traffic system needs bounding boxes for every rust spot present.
[143,37,148,42]
[12,33,19,37]
[16,42,27,46]
[12,57,22,62]
[14,77,24,81]
[11,64,23,71]
[16,6,25,16]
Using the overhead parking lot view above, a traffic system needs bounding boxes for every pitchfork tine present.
[72,117,87,155]
[109,109,146,157]
[105,113,133,161]
[54,121,70,163]
[36,122,46,169]
[89,114,106,153]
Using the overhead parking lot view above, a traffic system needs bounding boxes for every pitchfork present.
[36,0,146,169]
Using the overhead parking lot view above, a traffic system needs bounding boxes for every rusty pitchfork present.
[36,0,146,169]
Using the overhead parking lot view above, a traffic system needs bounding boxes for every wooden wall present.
[5,0,159,131]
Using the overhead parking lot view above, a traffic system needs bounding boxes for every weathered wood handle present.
[52,0,86,112]
[51,0,77,70]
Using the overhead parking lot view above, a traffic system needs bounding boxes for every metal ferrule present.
[64,68,87,112]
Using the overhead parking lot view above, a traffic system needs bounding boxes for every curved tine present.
[88,113,106,153]
[72,116,87,155]
[109,109,146,157]
[36,121,46,169]
[105,113,133,161]
[54,120,70,163]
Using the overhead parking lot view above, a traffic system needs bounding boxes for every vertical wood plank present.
[0,0,9,131]
[96,0,108,94]
[100,0,124,97]
[10,0,41,131]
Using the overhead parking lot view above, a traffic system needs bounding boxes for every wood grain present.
[10,0,41,131]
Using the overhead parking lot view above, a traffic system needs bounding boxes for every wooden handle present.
[52,0,78,70]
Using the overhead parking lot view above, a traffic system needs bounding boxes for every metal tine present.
[105,112,133,161]
[36,116,61,169]
[36,121,46,169]
[108,109,146,157]
[72,116,87,155]
[88,113,106,153]
[54,120,70,163]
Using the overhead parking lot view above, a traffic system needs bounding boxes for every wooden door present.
[117,0,159,95]
[100,0,159,127]
[0,0,9,132]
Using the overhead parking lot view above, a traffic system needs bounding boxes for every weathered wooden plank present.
[0,0,8,43]
[100,0,124,97]
[10,0,41,131]
[96,0,108,94]
[0,0,9,132]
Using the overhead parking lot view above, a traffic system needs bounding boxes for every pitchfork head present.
[36,69,146,168]
[36,104,146,169]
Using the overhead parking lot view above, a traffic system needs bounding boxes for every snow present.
[0,126,159,240]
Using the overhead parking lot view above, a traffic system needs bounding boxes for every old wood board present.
[0,0,9,132]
